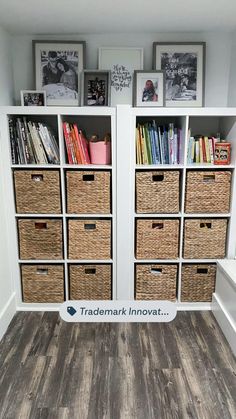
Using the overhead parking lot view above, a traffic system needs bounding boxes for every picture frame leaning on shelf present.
[81,70,111,106]
[33,40,86,106]
[133,70,165,107]
[153,42,206,107]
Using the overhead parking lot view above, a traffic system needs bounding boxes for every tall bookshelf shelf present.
[0,106,116,310]
[1,106,236,310]
[115,106,236,309]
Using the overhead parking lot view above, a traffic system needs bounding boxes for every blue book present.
[152,120,161,164]
[163,127,169,164]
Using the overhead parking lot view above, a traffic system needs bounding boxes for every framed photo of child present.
[133,70,165,107]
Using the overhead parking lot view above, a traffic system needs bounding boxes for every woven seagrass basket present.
[69,264,112,300]
[21,264,64,303]
[181,264,216,302]
[136,171,180,213]
[135,264,177,301]
[68,219,111,259]
[185,171,231,214]
[136,219,179,259]
[14,170,61,214]
[18,219,63,260]
[183,218,227,259]
[66,170,111,214]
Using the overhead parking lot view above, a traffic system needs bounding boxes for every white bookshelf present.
[1,105,236,311]
[0,106,116,310]
[116,105,236,309]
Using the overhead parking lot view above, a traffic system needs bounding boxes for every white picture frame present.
[33,40,86,106]
[98,47,143,106]
[153,42,206,107]
[20,90,46,106]
[134,71,165,107]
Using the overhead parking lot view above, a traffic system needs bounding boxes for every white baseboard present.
[0,293,16,342]
[212,293,236,357]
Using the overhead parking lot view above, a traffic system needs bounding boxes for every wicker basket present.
[185,171,231,214]
[69,264,111,300]
[181,264,216,302]
[66,171,111,214]
[14,170,61,214]
[136,219,179,259]
[135,264,177,301]
[183,218,227,259]
[68,219,111,260]
[136,171,180,213]
[18,219,63,260]
[21,264,65,303]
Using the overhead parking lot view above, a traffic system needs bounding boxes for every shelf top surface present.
[2,105,236,117]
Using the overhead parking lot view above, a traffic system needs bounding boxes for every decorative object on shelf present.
[20,90,46,107]
[133,70,165,107]
[81,70,111,106]
[33,40,86,106]
[89,133,111,165]
[153,42,206,107]
[136,120,181,164]
[98,47,143,106]
[214,140,231,165]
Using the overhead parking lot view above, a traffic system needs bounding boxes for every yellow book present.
[204,136,211,163]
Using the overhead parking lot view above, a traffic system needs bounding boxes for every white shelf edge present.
[11,164,61,169]
[67,259,113,263]
[15,213,113,218]
[134,213,181,218]
[134,259,180,263]
[183,213,231,218]
[11,164,113,169]
[186,164,234,169]
[19,260,65,263]
[135,164,184,169]
[176,302,211,311]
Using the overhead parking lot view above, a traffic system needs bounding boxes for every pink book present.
[89,141,111,165]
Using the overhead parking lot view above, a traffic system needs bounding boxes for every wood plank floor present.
[0,312,235,419]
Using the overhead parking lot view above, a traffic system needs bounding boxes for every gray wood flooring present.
[0,312,235,419]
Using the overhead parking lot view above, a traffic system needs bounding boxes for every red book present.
[73,124,87,164]
[201,136,207,162]
[63,122,73,164]
[70,125,82,164]
[79,130,90,164]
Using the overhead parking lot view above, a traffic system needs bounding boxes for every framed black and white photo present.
[153,42,206,107]
[98,47,143,106]
[81,70,111,106]
[33,40,86,106]
[134,71,165,107]
[20,90,46,106]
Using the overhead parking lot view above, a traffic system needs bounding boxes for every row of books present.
[9,118,60,164]
[63,122,90,164]
[187,136,218,164]
[136,121,182,165]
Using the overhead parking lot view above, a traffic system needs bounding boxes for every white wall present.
[0,24,15,339]
[0,25,13,105]
[12,31,232,106]
[228,31,236,106]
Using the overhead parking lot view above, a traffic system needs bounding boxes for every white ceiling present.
[0,0,236,34]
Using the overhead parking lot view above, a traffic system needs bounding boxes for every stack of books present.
[9,117,60,164]
[187,135,218,164]
[63,122,91,164]
[136,121,182,165]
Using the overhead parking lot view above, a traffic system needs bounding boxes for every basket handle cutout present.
[85,268,96,274]
[83,174,94,181]
[35,222,47,229]
[200,222,212,229]
[84,223,96,230]
[31,174,43,182]
[151,268,162,274]
[152,174,164,182]
[36,268,48,275]
[203,174,215,182]
[152,222,163,229]
[197,268,208,274]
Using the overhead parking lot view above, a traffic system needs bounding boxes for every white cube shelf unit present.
[116,106,236,310]
[0,107,116,310]
[1,106,236,311]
